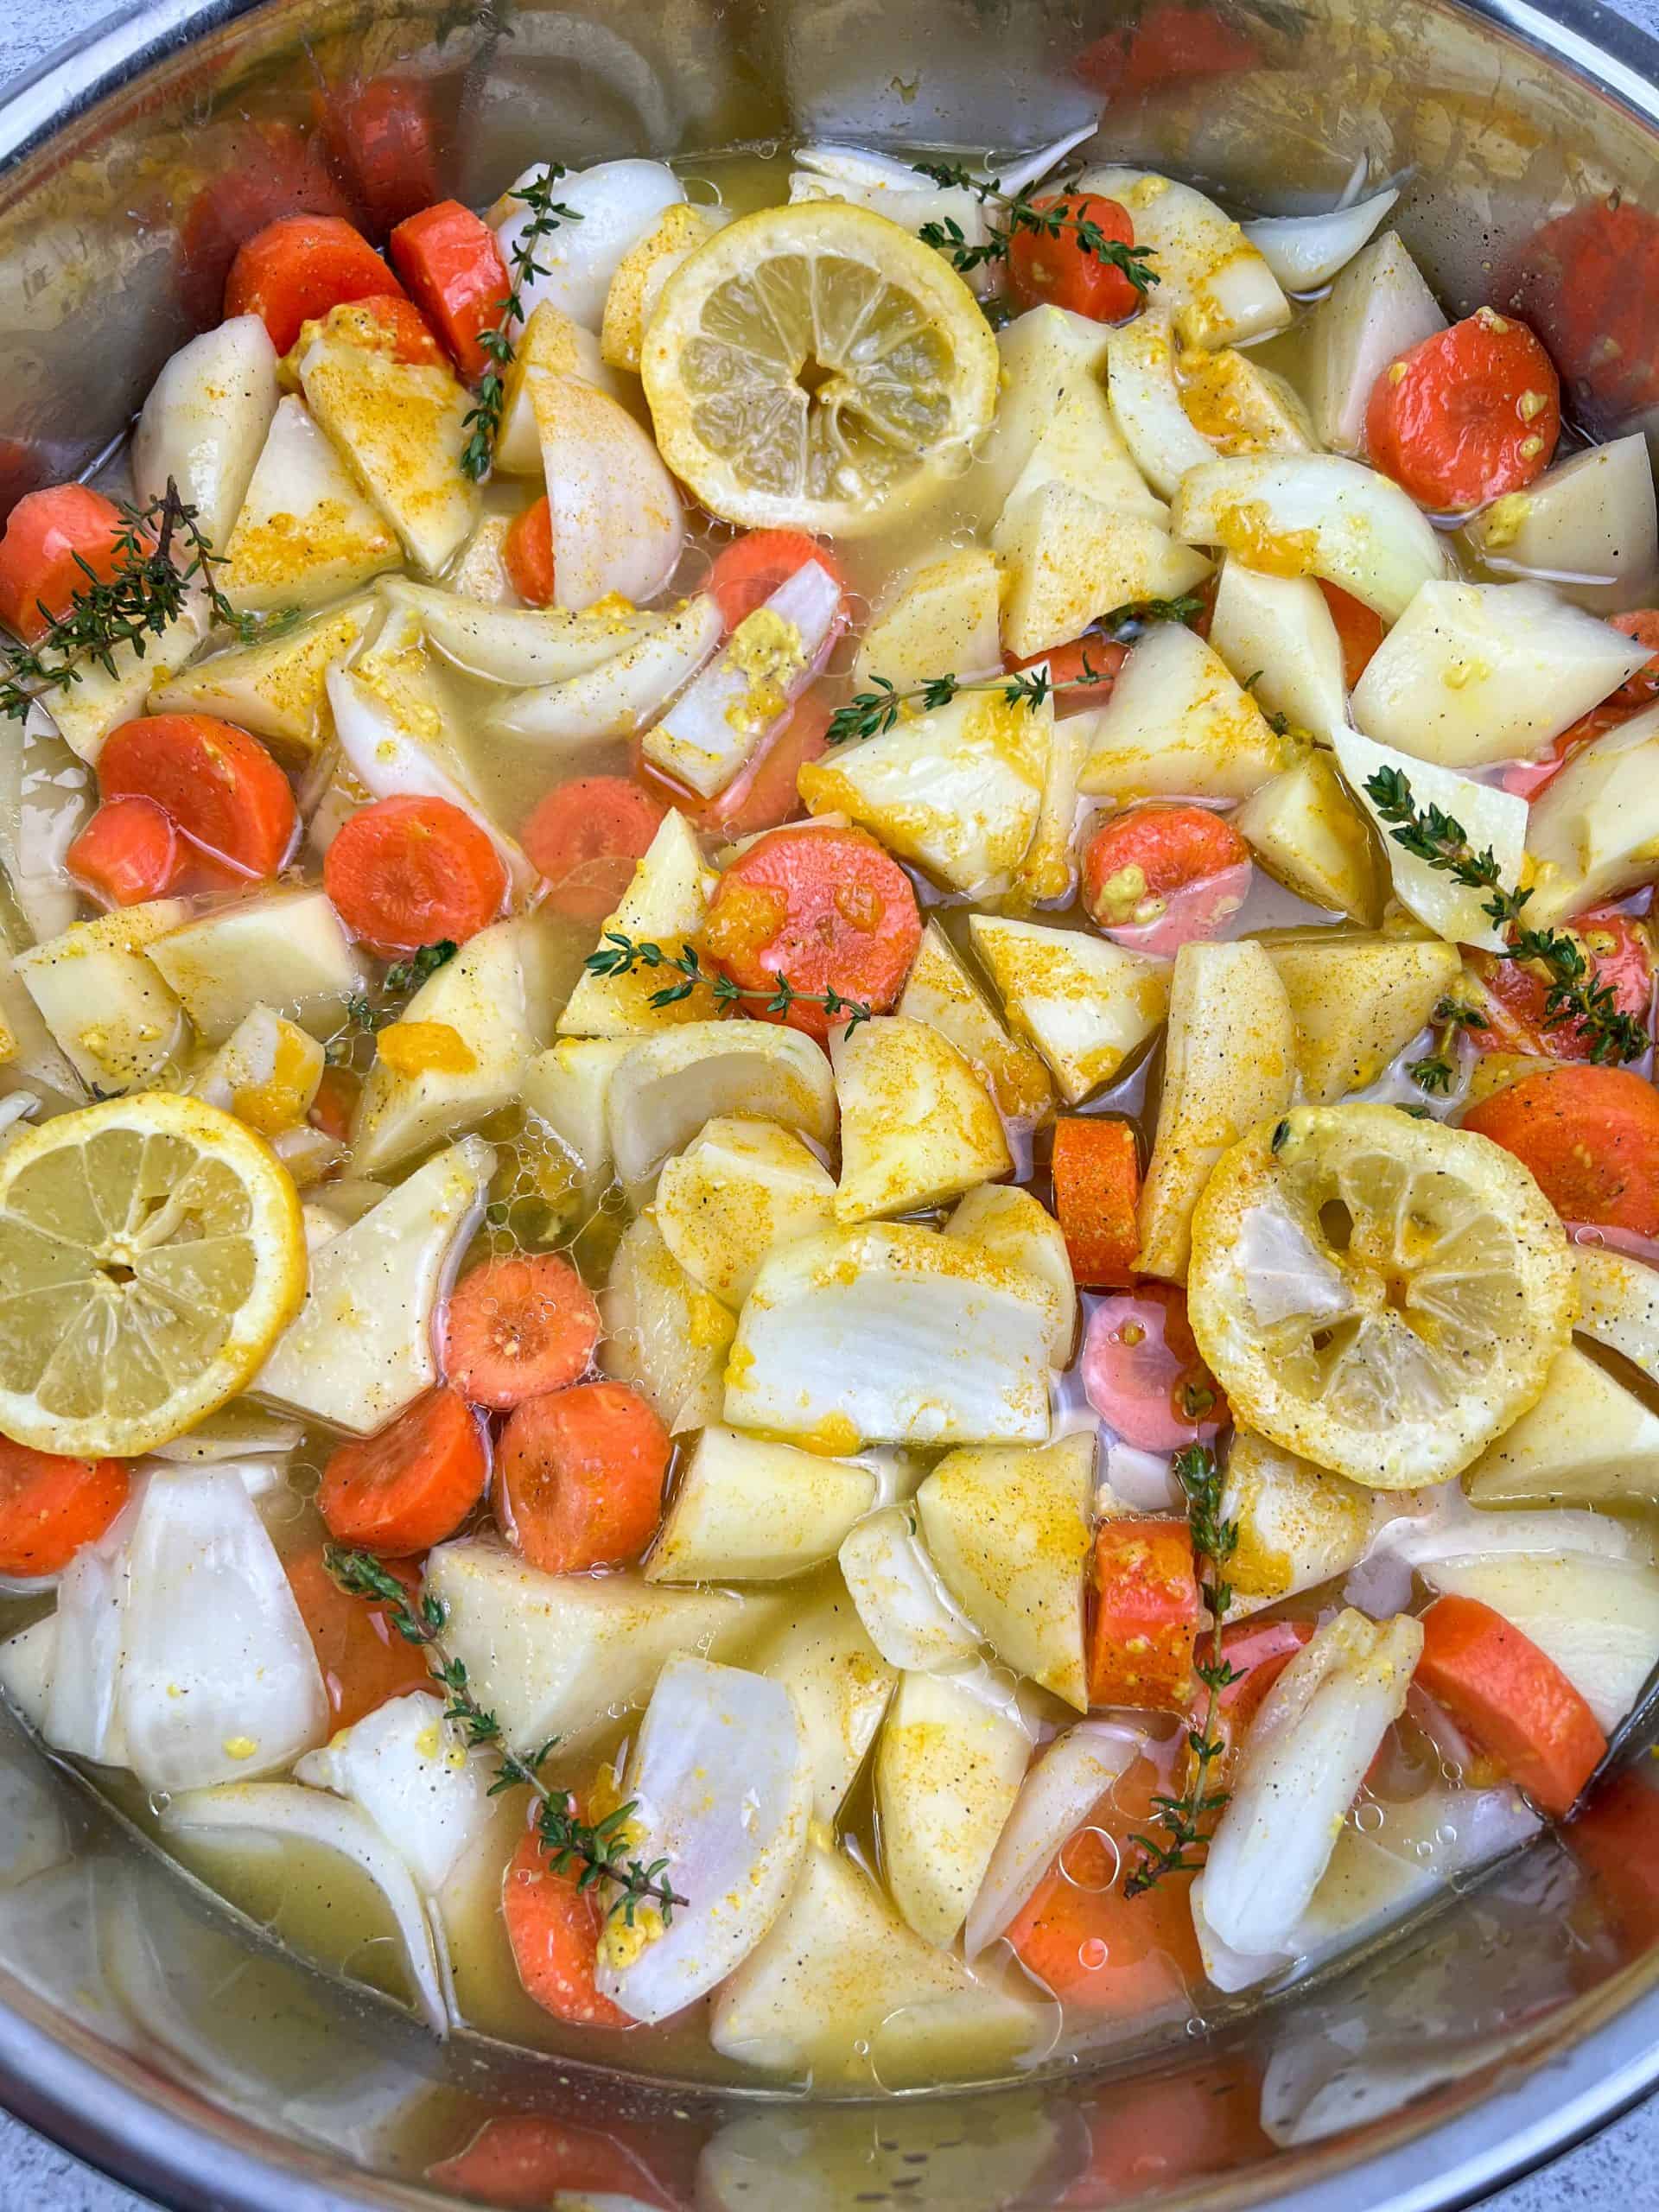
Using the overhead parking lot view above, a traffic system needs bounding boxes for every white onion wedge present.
[490,594,722,745]
[1243,189,1400,293]
[963,1719,1144,1957]
[132,315,279,549]
[386,581,665,686]
[1103,317,1216,499]
[533,375,683,610]
[605,1019,836,1192]
[160,1783,449,2034]
[838,1505,981,1673]
[598,1657,812,2024]
[645,560,844,798]
[990,125,1101,200]
[790,146,989,253]
[1304,229,1446,455]
[1345,1495,1643,1619]
[1199,1609,1422,1961]
[295,1691,493,1897]
[1332,728,1525,949]
[726,1224,1062,1446]
[43,1496,139,1766]
[1078,168,1289,348]
[495,159,685,331]
[118,1470,327,1793]
[1173,454,1450,621]
[0,707,91,944]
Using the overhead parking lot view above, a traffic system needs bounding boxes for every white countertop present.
[2,0,1658,2202]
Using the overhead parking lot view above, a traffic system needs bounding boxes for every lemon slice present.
[0,1094,306,1458]
[641,202,999,536]
[1187,1103,1575,1488]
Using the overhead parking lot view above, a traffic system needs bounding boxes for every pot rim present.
[3,0,1659,2204]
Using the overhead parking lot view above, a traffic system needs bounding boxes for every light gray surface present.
[1,1,1659,2208]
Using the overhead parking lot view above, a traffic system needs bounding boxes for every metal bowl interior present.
[3,1,1659,2204]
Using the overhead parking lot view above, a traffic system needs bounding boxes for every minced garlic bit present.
[222,1735,258,1761]
[725,607,805,734]
[596,1902,664,1972]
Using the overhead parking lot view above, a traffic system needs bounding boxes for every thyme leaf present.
[584,931,873,1032]
[912,160,1160,296]
[461,164,583,483]
[324,1545,685,1926]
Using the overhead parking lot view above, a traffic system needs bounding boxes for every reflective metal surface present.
[4,2,1659,2204]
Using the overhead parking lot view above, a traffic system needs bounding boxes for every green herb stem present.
[461,165,583,483]
[912,159,1160,294]
[585,931,873,1031]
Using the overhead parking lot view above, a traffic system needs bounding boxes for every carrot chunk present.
[1007,634,1127,715]
[1319,580,1386,690]
[502,1820,631,2027]
[98,713,296,881]
[1466,911,1651,1063]
[1052,1117,1141,1289]
[389,200,512,382]
[504,496,554,607]
[1365,307,1560,512]
[442,1254,601,1412]
[709,531,849,633]
[1080,1287,1227,1452]
[703,823,922,1041]
[522,776,667,925]
[1414,1593,1605,1817]
[66,796,180,907]
[1008,193,1143,322]
[1087,1516,1202,1712]
[283,1541,432,1730]
[323,793,508,955]
[315,76,442,234]
[318,1388,489,1557]
[225,212,406,354]
[427,2113,683,2209]
[0,484,129,645]
[497,1380,670,1575]
[1461,1064,1659,1234]
[1081,803,1251,953]
[0,1442,129,1577]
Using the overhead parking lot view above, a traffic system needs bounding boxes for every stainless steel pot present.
[3,2,1659,2204]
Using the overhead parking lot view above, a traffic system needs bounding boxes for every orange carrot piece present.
[442,1254,601,1412]
[323,793,507,955]
[502,1821,632,2028]
[504,496,555,606]
[498,1381,671,1576]
[709,530,849,633]
[225,212,406,353]
[0,484,130,645]
[283,1541,432,1731]
[389,200,512,382]
[318,1388,489,1557]
[1008,193,1142,321]
[1414,1593,1605,1817]
[1366,307,1560,512]
[1319,581,1386,690]
[66,796,180,907]
[1461,1064,1659,1234]
[98,713,296,882]
[0,1443,130,1577]
[1052,1117,1141,1288]
[1007,634,1128,715]
[1087,1517,1202,1712]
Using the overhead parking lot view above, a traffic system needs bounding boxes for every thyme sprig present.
[1363,767,1649,1065]
[1407,1055,1455,1095]
[461,163,583,483]
[912,159,1159,296]
[826,595,1203,746]
[2,479,289,723]
[341,938,459,1041]
[324,1546,683,1926]
[1123,1445,1240,1898]
[585,931,872,1031]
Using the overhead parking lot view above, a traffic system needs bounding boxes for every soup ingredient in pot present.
[498,1380,671,1574]
[1366,307,1560,512]
[323,793,509,954]
[442,1253,601,1410]
[0,1442,130,1578]
[1414,1592,1605,1816]
[318,1387,490,1555]
[1461,1065,1659,1235]
[225,213,406,353]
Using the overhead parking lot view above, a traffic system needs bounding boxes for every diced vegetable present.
[994,340,1165,527]
[1077,621,1287,804]
[1464,435,1659,614]
[298,316,479,576]
[1264,931,1460,1103]
[1243,188,1400,292]
[1103,315,1217,497]
[1570,1244,1659,1386]
[492,158,685,332]
[421,1539,761,1759]
[498,1380,669,1573]
[556,810,715,1039]
[349,918,550,1175]
[0,1443,127,1580]
[189,1004,324,1135]
[604,1019,836,1192]
[150,595,378,758]
[530,373,683,612]
[442,1251,599,1410]
[918,1431,1094,1706]
[1461,1343,1659,1507]
[646,1425,875,1583]
[1173,454,1450,622]
[853,549,1002,690]
[1207,563,1346,740]
[1180,348,1319,457]
[1304,229,1446,454]
[1233,754,1383,927]
[325,794,507,957]
[963,1719,1144,1956]
[600,1213,736,1435]
[256,1137,494,1434]
[944,1184,1077,1358]
[655,1116,836,1305]
[1461,1065,1659,1236]
[708,531,851,634]
[838,1504,981,1672]
[1136,938,1296,1281]
[224,213,405,353]
[388,200,510,381]
[831,1015,1008,1223]
[1081,803,1252,954]
[295,1689,493,1895]
[995,485,1211,663]
[132,316,279,547]
[1521,703,1659,927]
[876,1669,1031,1946]
[149,887,364,1045]
[282,1543,432,1732]
[968,913,1170,1106]
[598,1656,812,2023]
[728,1223,1061,1447]
[16,899,188,1094]
[220,397,400,613]
[522,776,669,927]
[1351,582,1647,769]
[67,798,176,910]
[753,1586,897,1823]
[1007,190,1143,321]
[1051,1116,1141,1291]
[0,707,91,942]
[894,920,1054,1127]
[99,712,296,885]
[1087,1516,1200,1709]
[799,688,1051,899]
[501,1812,626,2028]
[976,303,1115,514]
[1332,728,1526,950]
[0,485,128,644]
[41,594,210,769]
[1415,1593,1605,1816]
[1221,1428,1378,1618]
[1198,1609,1422,1960]
[1077,168,1290,347]
[1367,309,1560,513]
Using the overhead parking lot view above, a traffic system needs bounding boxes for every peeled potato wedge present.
[1077,620,1287,804]
[1233,752,1382,926]
[1462,1344,1659,1508]
[896,920,1054,1128]
[968,913,1169,1107]
[853,548,1003,690]
[1521,703,1659,929]
[646,1425,876,1583]
[1222,1428,1380,1619]
[832,1016,1009,1224]
[656,1116,836,1303]
[875,1669,1031,1946]
[1263,931,1460,1103]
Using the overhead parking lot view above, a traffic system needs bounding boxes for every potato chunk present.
[896,921,1053,1128]
[876,1671,1030,1946]
[16,900,190,1093]
[968,914,1169,1106]
[832,1016,1009,1223]
[646,1427,876,1582]
[656,1117,836,1303]
[995,483,1211,663]
[1264,932,1460,1104]
[1333,728,1526,950]
[220,396,400,612]
[854,547,1003,689]
[1233,753,1382,926]
[1077,620,1287,804]
[151,890,365,1049]
[1222,1428,1380,1619]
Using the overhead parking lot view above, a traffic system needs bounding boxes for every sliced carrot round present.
[503,1821,631,2027]
[308,1063,359,1144]
[323,794,508,955]
[1007,634,1128,715]
[1051,1116,1141,1291]
[1088,1517,1201,1711]
[1080,1286,1227,1451]
[1415,1592,1605,1817]
[709,531,849,633]
[283,1541,432,1731]
[318,1387,489,1557]
[66,796,180,908]
[442,1253,601,1412]
[1461,1065,1659,1234]
[703,823,922,1041]
[98,713,296,881]
[1467,912,1652,1062]
[315,76,442,235]
[389,200,512,383]
[522,777,667,925]
[1319,580,1386,690]
[1366,307,1560,512]
[1082,804,1252,954]
[225,212,406,354]
[1008,193,1143,322]
[0,1441,129,1577]
[498,1380,670,1575]
[0,484,129,645]
[505,496,555,607]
